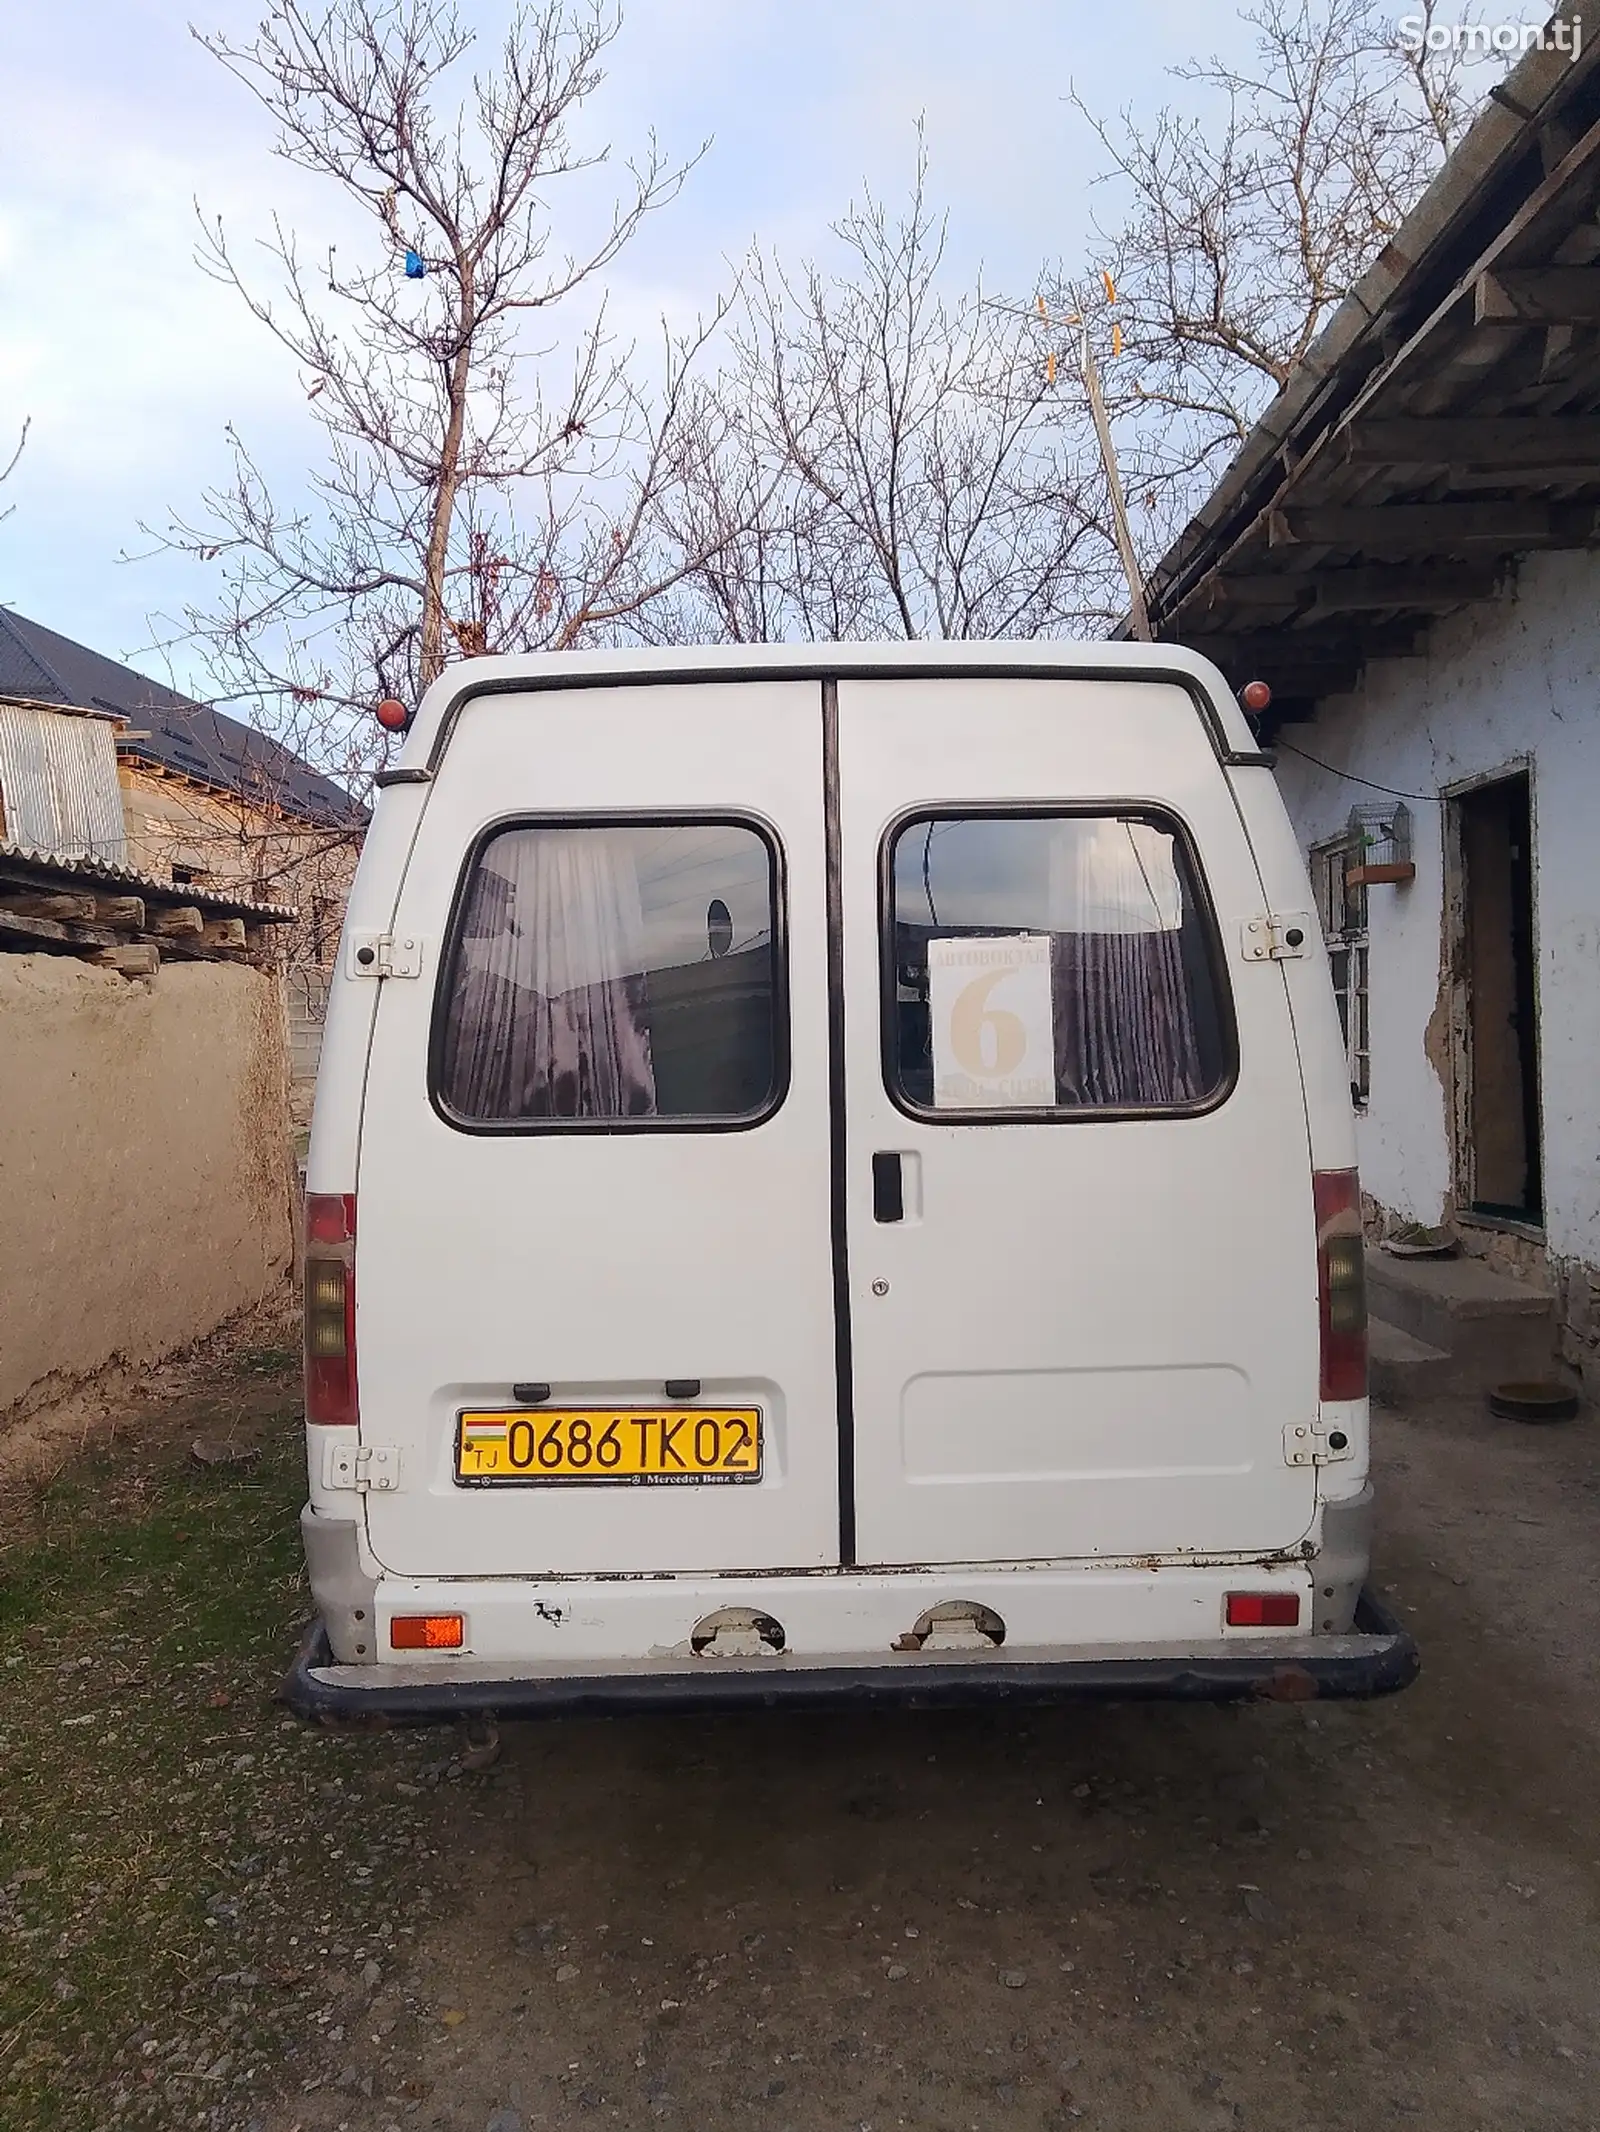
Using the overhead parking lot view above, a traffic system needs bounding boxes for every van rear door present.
[354,680,840,1579]
[836,675,1319,1567]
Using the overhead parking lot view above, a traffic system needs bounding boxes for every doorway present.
[1451,770,1542,1224]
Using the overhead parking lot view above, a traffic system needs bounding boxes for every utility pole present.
[1038,288,1152,642]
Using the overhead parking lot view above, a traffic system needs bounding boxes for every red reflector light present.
[375,696,411,732]
[1314,1168,1368,1402]
[390,1614,465,1651]
[304,1193,357,1426]
[1227,1591,1301,1629]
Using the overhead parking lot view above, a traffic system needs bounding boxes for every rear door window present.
[885,811,1231,1117]
[434,819,784,1128]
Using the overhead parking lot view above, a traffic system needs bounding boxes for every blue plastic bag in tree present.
[405,249,427,279]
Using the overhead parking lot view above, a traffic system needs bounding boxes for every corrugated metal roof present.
[0,840,296,921]
[0,701,127,864]
[0,609,360,826]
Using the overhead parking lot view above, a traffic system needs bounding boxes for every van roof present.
[390,640,1259,779]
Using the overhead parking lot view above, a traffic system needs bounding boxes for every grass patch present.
[0,1355,449,2130]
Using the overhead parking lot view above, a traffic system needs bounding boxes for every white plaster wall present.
[1273,549,1600,1264]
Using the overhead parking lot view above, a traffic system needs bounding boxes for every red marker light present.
[1240,680,1273,716]
[1226,1592,1301,1629]
[375,697,410,732]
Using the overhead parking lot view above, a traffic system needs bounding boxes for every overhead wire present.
[1271,738,1440,803]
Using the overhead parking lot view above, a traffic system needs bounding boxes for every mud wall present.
[0,954,293,1421]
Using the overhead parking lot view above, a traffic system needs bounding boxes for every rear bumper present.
[280,1588,1417,1725]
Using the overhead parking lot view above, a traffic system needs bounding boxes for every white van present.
[286,643,1417,1722]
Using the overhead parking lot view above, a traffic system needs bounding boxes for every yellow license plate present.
[455,1408,762,1486]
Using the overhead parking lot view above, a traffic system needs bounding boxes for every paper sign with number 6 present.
[928,934,1056,1108]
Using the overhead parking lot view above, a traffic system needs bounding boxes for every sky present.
[0,0,1264,695]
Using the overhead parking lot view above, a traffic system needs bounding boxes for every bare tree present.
[0,418,27,528]
[649,143,1118,645]
[1060,0,1494,535]
[153,0,736,798]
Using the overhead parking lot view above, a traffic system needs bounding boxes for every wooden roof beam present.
[1270,502,1596,549]
[1295,563,1503,618]
[1340,417,1600,471]
[1203,564,1498,614]
[1169,627,1423,664]
[1476,268,1600,324]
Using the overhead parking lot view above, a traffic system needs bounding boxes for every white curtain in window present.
[441,828,658,1120]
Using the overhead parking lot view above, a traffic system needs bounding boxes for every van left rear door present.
[354,679,841,1580]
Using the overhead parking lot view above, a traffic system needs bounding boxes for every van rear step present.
[281,1592,1417,1727]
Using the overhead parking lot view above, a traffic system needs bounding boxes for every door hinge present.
[1283,1417,1355,1467]
[1241,913,1313,962]
[322,1443,401,1492]
[345,930,424,979]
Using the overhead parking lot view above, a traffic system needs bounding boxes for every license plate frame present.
[454,1407,763,1487]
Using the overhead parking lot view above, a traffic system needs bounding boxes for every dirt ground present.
[239,1391,1599,2132]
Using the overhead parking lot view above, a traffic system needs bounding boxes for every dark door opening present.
[1455,772,1542,1223]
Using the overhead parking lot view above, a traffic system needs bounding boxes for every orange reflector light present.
[1240,680,1273,716]
[375,696,411,732]
[1226,1592,1301,1629]
[390,1614,465,1651]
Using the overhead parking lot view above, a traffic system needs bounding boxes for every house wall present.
[120,762,360,969]
[1274,549,1600,1374]
[0,953,294,1424]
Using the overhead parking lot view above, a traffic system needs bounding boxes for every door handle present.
[872,1152,905,1224]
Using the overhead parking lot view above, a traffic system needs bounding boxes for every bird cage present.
[1345,801,1414,886]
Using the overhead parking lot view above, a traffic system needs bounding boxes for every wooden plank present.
[0,890,98,923]
[0,906,69,945]
[0,907,120,950]
[1476,268,1600,324]
[1271,503,1571,548]
[1347,861,1417,886]
[148,905,204,939]
[1341,418,1600,469]
[94,896,146,930]
[198,916,247,950]
[86,943,160,978]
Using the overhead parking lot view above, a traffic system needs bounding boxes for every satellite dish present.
[707,898,733,959]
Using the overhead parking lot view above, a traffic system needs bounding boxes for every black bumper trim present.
[279,1591,1418,1726]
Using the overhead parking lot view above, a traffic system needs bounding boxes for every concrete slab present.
[1366,1247,1556,1389]
[1370,1315,1452,1404]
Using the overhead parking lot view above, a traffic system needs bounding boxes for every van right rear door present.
[836,673,1321,1569]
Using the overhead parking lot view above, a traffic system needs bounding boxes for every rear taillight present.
[1315,1169,1367,1402]
[305,1193,357,1425]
